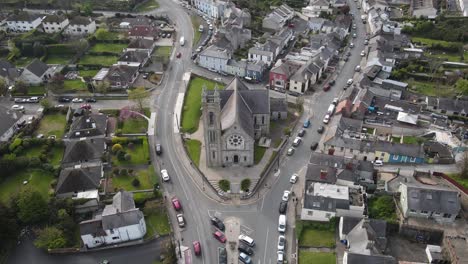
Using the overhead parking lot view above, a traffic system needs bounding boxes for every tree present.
[34,227,67,250]
[40,98,51,109]
[455,79,468,95]
[128,87,149,112]
[82,2,94,16]
[0,78,7,96]
[16,188,48,225]
[48,73,65,92]
[0,203,19,252]
[94,80,110,94]
[459,152,468,179]
[15,81,28,95]
[70,39,89,54]
[132,178,140,187]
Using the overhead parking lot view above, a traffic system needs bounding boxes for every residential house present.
[269,28,293,51]
[288,59,322,94]
[118,50,150,68]
[248,41,279,67]
[125,38,156,53]
[66,113,108,139]
[270,97,288,120]
[0,59,19,85]
[216,24,251,51]
[198,45,231,73]
[330,0,347,7]
[65,16,96,36]
[56,163,103,199]
[343,253,397,264]
[0,105,25,141]
[301,182,365,221]
[399,183,461,223]
[302,0,332,18]
[93,65,139,90]
[42,14,69,34]
[411,0,437,18]
[226,59,247,77]
[425,97,468,117]
[269,60,302,90]
[222,3,251,26]
[423,141,454,164]
[80,190,146,248]
[246,60,266,82]
[18,59,54,85]
[62,138,106,166]
[306,164,338,184]
[262,4,295,32]
[6,11,42,32]
[308,17,326,32]
[192,0,227,19]
[381,79,408,91]
[128,25,159,40]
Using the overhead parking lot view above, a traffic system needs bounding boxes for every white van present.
[239,234,255,247]
[278,214,286,233]
[179,36,185,46]
[327,104,335,115]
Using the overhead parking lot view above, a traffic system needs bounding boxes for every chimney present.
[320,169,327,180]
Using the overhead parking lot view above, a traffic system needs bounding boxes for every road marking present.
[240,224,254,236]
[260,195,266,211]
[263,227,269,264]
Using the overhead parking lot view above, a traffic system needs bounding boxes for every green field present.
[181,77,224,133]
[191,16,202,47]
[134,0,159,12]
[299,252,335,264]
[185,139,201,167]
[407,80,455,97]
[0,169,53,203]
[121,116,148,134]
[63,79,88,92]
[79,55,118,66]
[412,37,462,47]
[254,145,267,164]
[94,29,123,41]
[112,137,149,166]
[79,69,99,78]
[154,46,172,59]
[90,43,127,54]
[299,228,335,247]
[111,166,157,191]
[36,113,67,138]
[45,54,73,64]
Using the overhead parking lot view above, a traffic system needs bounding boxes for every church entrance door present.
[233,155,239,163]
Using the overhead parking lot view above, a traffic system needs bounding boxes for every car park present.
[239,252,252,264]
[317,126,325,134]
[193,241,201,256]
[277,235,286,251]
[290,174,298,183]
[238,243,254,255]
[171,197,182,211]
[287,147,295,156]
[298,129,306,137]
[156,144,162,155]
[214,231,227,243]
[282,190,290,201]
[292,137,302,147]
[279,201,288,214]
[310,142,319,151]
[161,169,170,182]
[211,216,225,231]
[176,214,185,227]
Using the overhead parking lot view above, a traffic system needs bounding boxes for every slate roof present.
[127,38,154,50]
[403,183,461,215]
[0,59,19,82]
[270,60,302,77]
[0,105,22,137]
[25,59,48,78]
[309,152,346,167]
[303,191,350,211]
[68,114,107,139]
[305,164,337,184]
[6,11,40,22]
[270,98,287,112]
[56,164,102,194]
[101,190,144,230]
[341,217,361,235]
[128,25,158,38]
[62,138,105,164]
[43,14,67,23]
[79,218,106,236]
[119,50,149,63]
[346,253,397,264]
[69,16,93,25]
[104,65,139,84]
[200,45,231,60]
[423,141,453,159]
[347,218,388,254]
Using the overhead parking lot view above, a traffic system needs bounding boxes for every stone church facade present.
[202,77,286,167]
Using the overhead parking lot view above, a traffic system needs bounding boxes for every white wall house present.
[18,59,54,85]
[302,0,332,18]
[65,16,96,36]
[6,12,43,32]
[193,0,227,19]
[42,15,69,34]
[80,190,146,248]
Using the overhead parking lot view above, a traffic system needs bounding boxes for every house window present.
[212,151,215,159]
[112,236,119,240]
[307,210,313,216]
[410,209,416,213]
[421,210,428,215]
[244,156,246,161]
[443,213,451,218]
[262,116,265,124]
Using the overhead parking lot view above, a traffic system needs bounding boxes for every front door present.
[233,155,239,163]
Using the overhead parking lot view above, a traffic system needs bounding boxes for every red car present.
[171,197,182,211]
[213,231,227,243]
[193,241,201,256]
[80,104,92,110]
[323,84,331,92]
[288,23,295,28]
[176,52,181,58]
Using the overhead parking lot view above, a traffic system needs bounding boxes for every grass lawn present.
[407,80,455,97]
[447,173,468,189]
[134,0,159,12]
[90,43,127,54]
[154,46,172,58]
[20,145,64,166]
[112,166,157,191]
[13,85,46,96]
[191,16,202,47]
[112,137,150,166]
[45,54,73,64]
[79,69,99,78]
[254,145,267,164]
[365,127,375,135]
[79,55,118,66]
[49,146,64,166]
[425,51,468,63]
[15,57,34,67]
[299,251,335,264]
[185,139,201,167]
[412,37,462,47]
[144,202,171,238]
[94,30,123,41]
[403,136,426,144]
[63,79,88,92]
[368,195,398,223]
[121,116,148,134]
[299,228,335,247]
[36,113,67,138]
[391,136,401,143]
[181,77,224,133]
[0,169,53,203]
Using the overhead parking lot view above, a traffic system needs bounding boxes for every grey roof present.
[101,190,143,230]
[246,61,265,72]
[423,141,453,159]
[305,164,337,183]
[6,11,40,22]
[62,138,105,164]
[346,218,388,254]
[346,253,396,264]
[43,14,67,23]
[79,218,106,236]
[309,152,346,167]
[56,164,102,194]
[104,65,139,83]
[68,114,107,138]
[200,45,231,60]
[127,38,154,50]
[372,141,425,158]
[25,59,48,78]
[436,98,468,114]
[342,217,387,238]
[69,16,93,25]
[303,191,350,211]
[119,50,148,63]
[0,105,22,137]
[341,216,361,235]
[0,59,18,82]
[403,183,461,215]
[270,98,287,112]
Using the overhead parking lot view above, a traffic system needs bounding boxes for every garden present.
[368,194,398,223]
[90,43,127,54]
[181,77,224,133]
[0,169,54,203]
[143,200,171,238]
[63,79,88,93]
[36,112,68,138]
[185,139,201,167]
[254,145,267,164]
[79,55,119,66]
[134,0,160,12]
[110,166,157,192]
[117,108,150,135]
[111,137,150,166]
[447,173,468,189]
[297,220,336,248]
[299,252,335,264]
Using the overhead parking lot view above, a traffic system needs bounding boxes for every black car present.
[279,201,288,214]
[311,142,318,150]
[238,243,254,256]
[317,126,325,134]
[156,144,162,155]
[343,57,348,62]
[329,80,336,86]
[298,129,306,137]
[58,97,71,103]
[211,216,225,231]
[219,247,227,264]
[86,98,97,103]
[191,53,198,60]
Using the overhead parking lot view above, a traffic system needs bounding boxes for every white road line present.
[260,195,266,211]
[263,227,270,264]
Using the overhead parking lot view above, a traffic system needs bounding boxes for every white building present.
[192,0,227,19]
[6,11,43,32]
[459,0,468,16]
[42,14,69,34]
[18,59,55,85]
[65,16,96,36]
[302,0,332,18]
[80,190,146,248]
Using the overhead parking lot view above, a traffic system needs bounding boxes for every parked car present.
[329,80,335,86]
[346,79,353,86]
[372,160,384,166]
[360,50,366,56]
[290,174,298,184]
[142,72,150,79]
[171,197,182,211]
[239,234,255,247]
[191,53,198,60]
[332,98,339,105]
[303,119,311,128]
[277,251,284,263]
[353,33,357,38]
[317,126,325,134]
[214,231,227,243]
[58,97,71,103]
[279,201,288,214]
[364,39,369,45]
[211,216,225,231]
[282,190,290,201]
[277,235,286,251]
[239,252,252,264]
[176,52,182,58]
[219,247,227,264]
[310,142,319,151]
[350,42,354,48]
[323,114,330,124]
[28,96,39,103]
[72,98,83,103]
[238,243,254,255]
[86,98,97,103]
[161,169,170,182]
[298,129,306,137]
[11,105,24,111]
[287,147,295,156]
[156,144,162,155]
[14,98,27,104]
[355,65,361,72]
[292,137,302,147]
[176,214,185,227]
[193,241,201,256]
[323,84,331,91]
[352,24,357,29]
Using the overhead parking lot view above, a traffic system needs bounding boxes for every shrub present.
[283,127,291,136]
[117,150,127,161]
[112,167,120,175]
[132,178,140,187]
[112,143,123,154]
[241,178,251,192]
[9,138,23,151]
[127,142,134,149]
[120,168,128,176]
[128,169,134,175]
[124,153,131,161]
[218,179,230,192]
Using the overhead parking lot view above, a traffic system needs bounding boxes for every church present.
[202,77,287,167]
